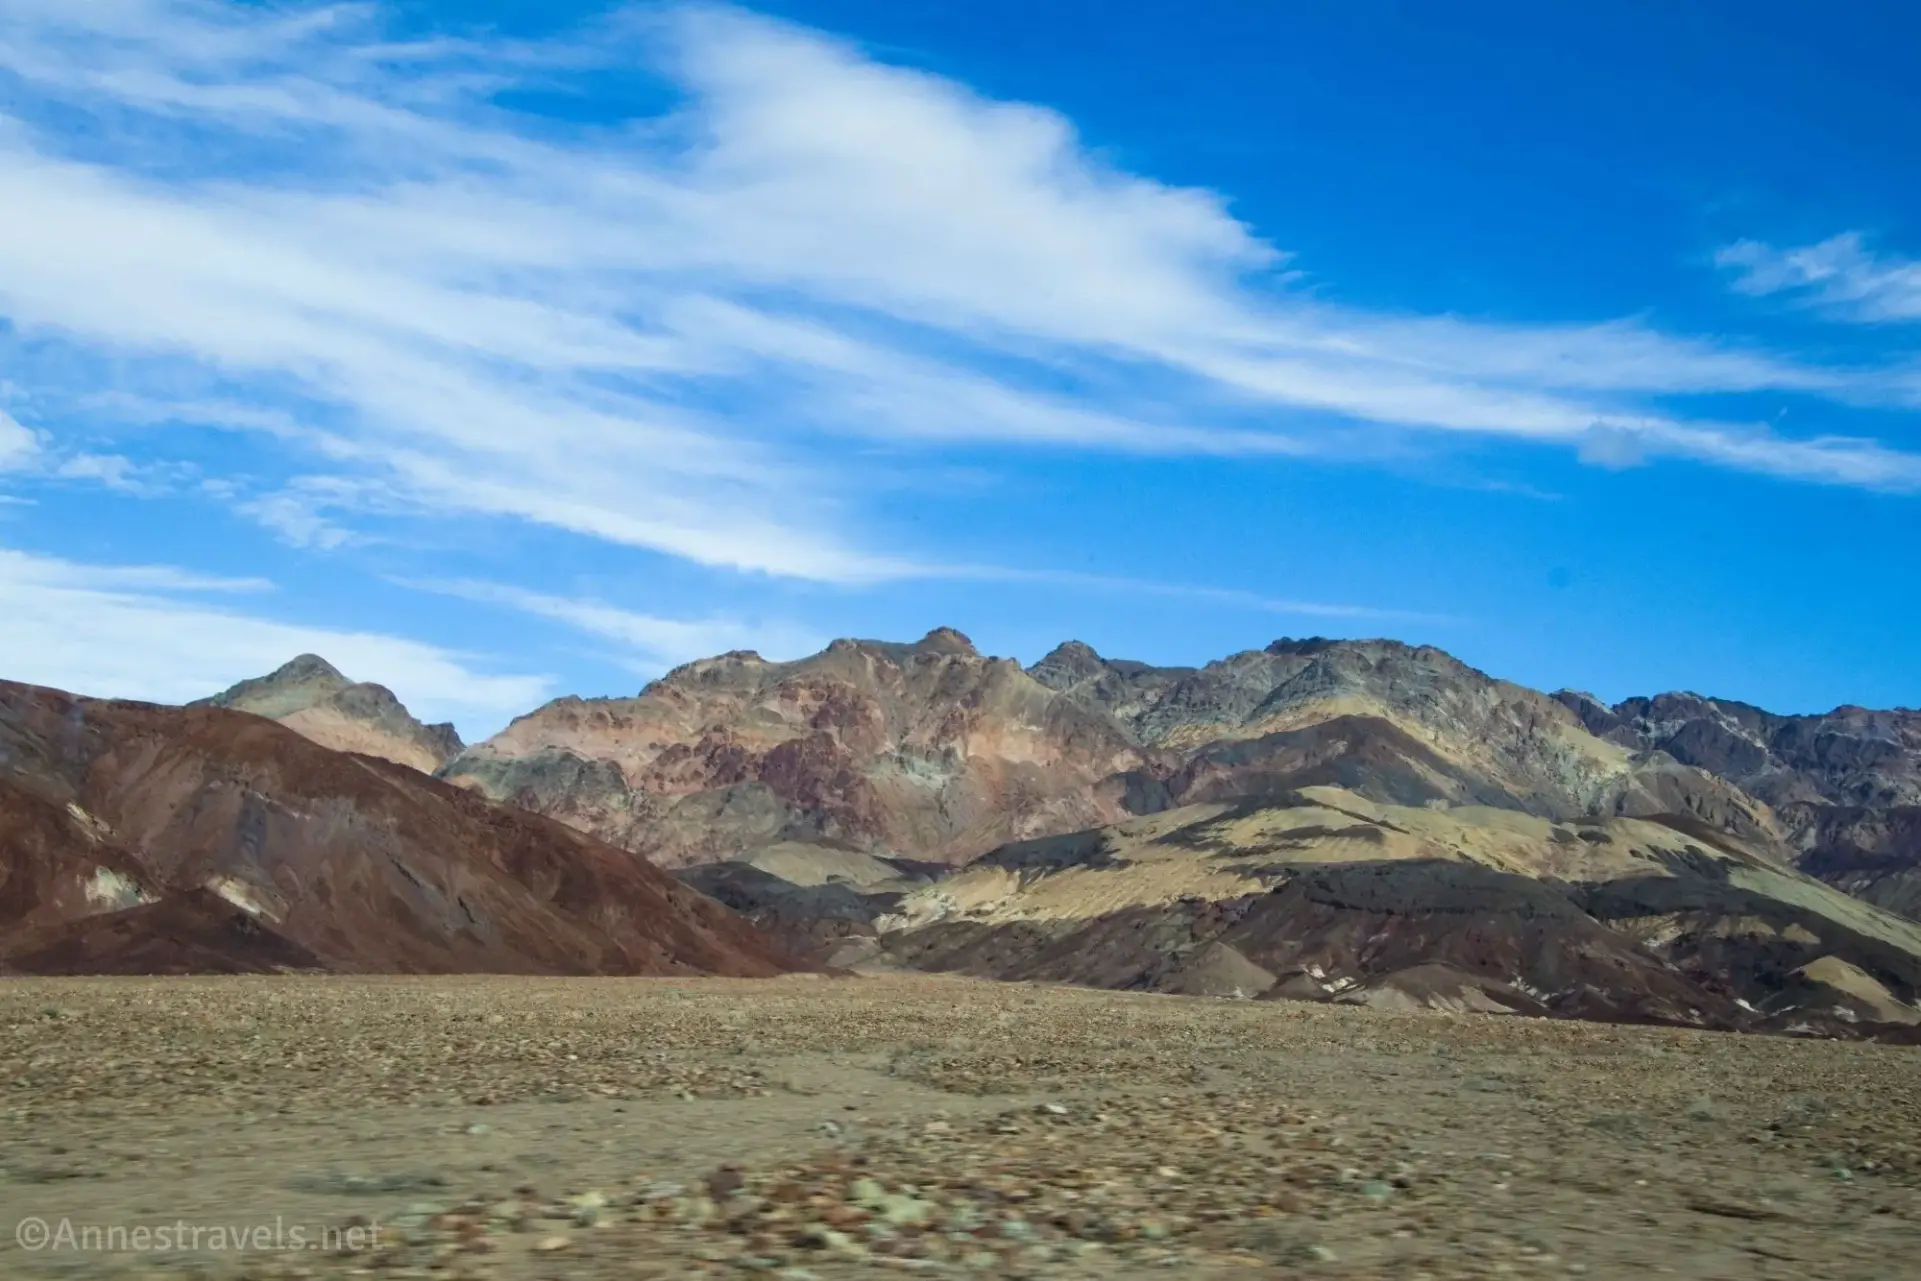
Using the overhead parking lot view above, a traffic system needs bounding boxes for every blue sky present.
[0,0,1916,736]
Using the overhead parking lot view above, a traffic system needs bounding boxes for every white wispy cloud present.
[0,545,549,730]
[409,577,826,672]
[409,568,1444,676]
[925,565,1458,625]
[49,451,189,494]
[0,551,274,594]
[236,480,360,550]
[1719,232,1921,322]
[411,572,1432,677]
[0,407,36,470]
[0,0,1914,599]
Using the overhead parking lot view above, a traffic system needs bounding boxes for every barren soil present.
[2,975,1918,1280]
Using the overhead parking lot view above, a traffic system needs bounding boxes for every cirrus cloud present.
[0,0,1916,601]
[1719,231,1921,324]
[0,544,550,731]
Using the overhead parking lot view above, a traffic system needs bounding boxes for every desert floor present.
[2,974,1917,1280]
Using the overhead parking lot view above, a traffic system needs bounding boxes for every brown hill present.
[196,654,464,773]
[449,633,1772,870]
[1,775,158,935]
[0,679,802,977]
[3,889,328,975]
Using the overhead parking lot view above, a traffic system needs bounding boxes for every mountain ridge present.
[439,632,1785,871]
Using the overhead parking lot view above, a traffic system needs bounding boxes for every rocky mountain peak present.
[1028,640,1107,688]
[274,653,347,683]
[915,626,977,656]
[1045,639,1102,660]
[1263,636,1343,657]
[199,654,349,718]
[193,656,463,775]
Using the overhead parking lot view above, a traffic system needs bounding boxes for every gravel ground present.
[2,974,1918,1280]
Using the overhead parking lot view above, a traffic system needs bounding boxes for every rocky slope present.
[0,679,803,976]
[450,633,1774,870]
[1555,689,1921,919]
[673,844,942,962]
[849,787,1921,1038]
[1788,805,1921,920]
[444,629,1150,868]
[1553,690,1921,809]
[196,654,464,773]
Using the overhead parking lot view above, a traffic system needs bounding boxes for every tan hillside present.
[196,654,465,774]
[855,787,1921,1037]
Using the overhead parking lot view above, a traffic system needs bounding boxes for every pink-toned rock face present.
[446,631,1151,868]
[443,631,1778,871]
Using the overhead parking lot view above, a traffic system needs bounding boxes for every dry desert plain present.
[3,974,1919,1281]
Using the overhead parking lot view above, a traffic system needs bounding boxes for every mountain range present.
[4,630,1919,1038]
[440,630,1780,867]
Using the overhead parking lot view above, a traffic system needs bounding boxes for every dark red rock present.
[0,680,806,977]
